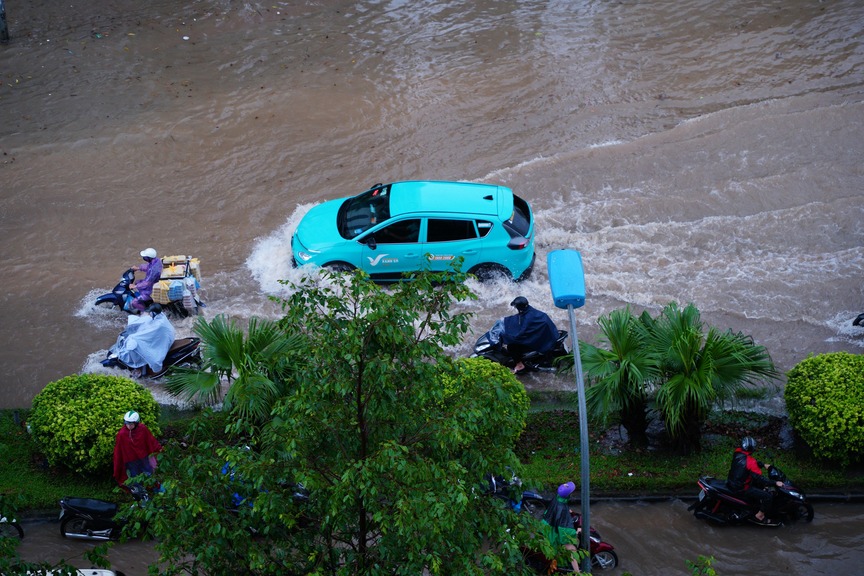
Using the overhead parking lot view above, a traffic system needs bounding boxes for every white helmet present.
[124,410,141,423]
[140,248,157,259]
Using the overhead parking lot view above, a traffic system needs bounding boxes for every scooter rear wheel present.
[592,550,618,570]
[60,516,90,539]
[0,520,23,539]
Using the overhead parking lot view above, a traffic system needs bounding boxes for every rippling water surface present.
[1,1,863,409]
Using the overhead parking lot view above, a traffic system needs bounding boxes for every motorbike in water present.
[471,319,569,373]
[95,268,203,319]
[101,336,202,378]
[687,464,814,526]
[59,484,149,541]
[521,510,619,572]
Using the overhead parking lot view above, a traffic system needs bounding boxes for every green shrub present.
[440,357,530,449]
[785,352,864,466]
[29,374,161,474]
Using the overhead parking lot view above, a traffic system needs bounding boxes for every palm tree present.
[165,314,305,425]
[575,307,660,449]
[646,302,780,454]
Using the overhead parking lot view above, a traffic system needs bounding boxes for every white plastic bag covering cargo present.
[108,312,176,373]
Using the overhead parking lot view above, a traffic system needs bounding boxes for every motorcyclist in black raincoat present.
[501,296,559,374]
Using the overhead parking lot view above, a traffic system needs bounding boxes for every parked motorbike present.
[521,510,619,572]
[0,515,23,539]
[95,268,201,319]
[487,472,548,519]
[471,319,569,373]
[687,464,814,526]
[59,484,148,541]
[101,336,202,378]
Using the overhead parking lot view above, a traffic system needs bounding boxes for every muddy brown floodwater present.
[15,500,864,575]
[2,0,863,410]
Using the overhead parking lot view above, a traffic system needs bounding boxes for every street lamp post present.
[547,249,590,573]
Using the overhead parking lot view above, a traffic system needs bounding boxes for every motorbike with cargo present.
[95,255,204,319]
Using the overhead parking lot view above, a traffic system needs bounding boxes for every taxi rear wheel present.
[469,264,509,282]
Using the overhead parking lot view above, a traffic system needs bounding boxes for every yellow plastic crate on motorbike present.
[160,255,202,282]
[152,256,202,304]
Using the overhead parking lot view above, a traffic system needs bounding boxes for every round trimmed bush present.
[30,374,161,474]
[785,352,864,466]
[440,357,530,449]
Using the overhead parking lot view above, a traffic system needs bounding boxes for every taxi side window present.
[427,219,478,243]
[476,220,493,238]
[374,219,421,244]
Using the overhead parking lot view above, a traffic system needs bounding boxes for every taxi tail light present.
[507,236,529,250]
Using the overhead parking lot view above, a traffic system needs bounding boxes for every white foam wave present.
[75,289,129,331]
[245,202,323,296]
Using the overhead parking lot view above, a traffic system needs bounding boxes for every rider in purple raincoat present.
[130,247,163,312]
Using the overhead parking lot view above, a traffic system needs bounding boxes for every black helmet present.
[510,296,529,312]
[741,436,756,453]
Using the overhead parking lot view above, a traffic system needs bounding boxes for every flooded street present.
[3,0,864,572]
[16,500,864,574]
[1,0,863,409]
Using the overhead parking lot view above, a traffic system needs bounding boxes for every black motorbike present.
[95,268,199,319]
[471,319,569,373]
[687,464,814,526]
[59,485,148,541]
[487,472,548,519]
[101,336,202,378]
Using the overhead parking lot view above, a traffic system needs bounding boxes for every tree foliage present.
[133,269,546,575]
[785,351,864,465]
[29,374,160,474]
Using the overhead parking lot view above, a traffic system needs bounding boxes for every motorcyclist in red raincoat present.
[727,436,783,525]
[113,410,162,487]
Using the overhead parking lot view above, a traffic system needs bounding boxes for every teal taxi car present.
[291,180,535,282]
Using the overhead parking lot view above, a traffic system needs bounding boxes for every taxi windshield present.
[338,184,392,239]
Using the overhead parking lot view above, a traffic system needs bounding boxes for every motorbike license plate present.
[698,490,705,501]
